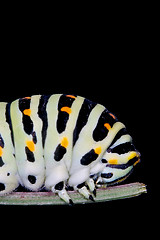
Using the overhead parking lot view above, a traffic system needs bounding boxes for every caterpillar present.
[0,94,140,205]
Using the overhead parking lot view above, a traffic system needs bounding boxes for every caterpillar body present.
[0,94,140,205]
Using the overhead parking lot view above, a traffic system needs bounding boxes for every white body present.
[0,94,140,204]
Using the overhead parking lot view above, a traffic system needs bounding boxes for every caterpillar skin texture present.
[0,94,140,204]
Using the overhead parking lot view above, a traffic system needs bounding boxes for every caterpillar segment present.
[0,94,140,204]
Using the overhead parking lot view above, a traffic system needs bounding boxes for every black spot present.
[25,146,35,162]
[66,185,74,191]
[0,183,5,191]
[101,173,113,178]
[77,182,85,189]
[28,175,36,184]
[54,144,66,161]
[93,109,117,142]
[101,159,108,163]
[0,134,4,148]
[32,131,37,144]
[38,95,51,147]
[7,172,10,176]
[0,157,4,167]
[57,94,76,134]
[55,181,64,190]
[73,98,96,146]
[80,149,98,166]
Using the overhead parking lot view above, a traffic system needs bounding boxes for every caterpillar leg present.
[86,178,96,197]
[75,182,95,202]
[52,181,74,205]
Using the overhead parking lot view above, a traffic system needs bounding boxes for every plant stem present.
[0,182,147,205]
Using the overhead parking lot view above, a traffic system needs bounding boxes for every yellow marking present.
[133,158,140,166]
[61,106,72,114]
[61,137,69,148]
[128,152,141,166]
[108,159,118,164]
[104,123,111,130]
[66,95,76,99]
[116,174,130,184]
[26,140,35,152]
[128,152,137,160]
[94,146,102,155]
[0,147,3,157]
[23,109,31,116]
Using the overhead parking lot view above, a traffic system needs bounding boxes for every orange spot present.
[0,147,3,157]
[61,106,72,114]
[104,123,111,130]
[61,137,69,148]
[24,97,31,99]
[109,113,116,119]
[26,140,35,152]
[23,109,31,116]
[108,159,118,164]
[94,146,102,155]
[66,95,76,99]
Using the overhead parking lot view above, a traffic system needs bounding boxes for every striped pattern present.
[0,94,140,204]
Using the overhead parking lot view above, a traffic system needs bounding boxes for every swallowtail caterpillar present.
[0,94,140,205]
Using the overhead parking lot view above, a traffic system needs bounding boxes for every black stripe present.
[101,173,113,179]
[22,115,33,135]
[58,94,76,111]
[57,111,69,134]
[93,109,118,142]
[32,131,37,144]
[0,157,5,167]
[38,95,51,147]
[110,142,136,154]
[107,127,128,151]
[0,134,4,148]
[57,94,76,134]
[102,170,133,186]
[19,97,31,112]
[73,98,96,146]
[106,156,139,169]
[19,98,33,135]
[5,103,15,146]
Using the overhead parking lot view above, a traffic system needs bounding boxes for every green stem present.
[0,182,147,205]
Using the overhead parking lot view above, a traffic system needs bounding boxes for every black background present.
[0,10,156,236]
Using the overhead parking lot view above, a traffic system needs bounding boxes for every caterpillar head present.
[98,150,140,186]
